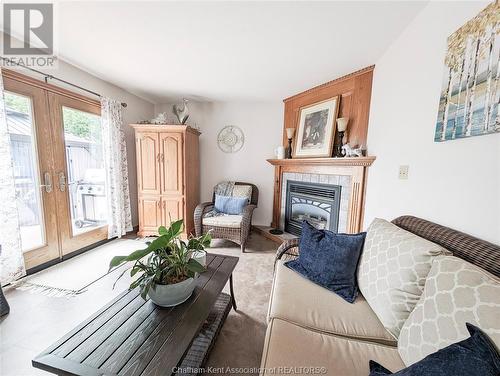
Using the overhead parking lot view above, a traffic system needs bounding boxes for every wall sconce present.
[335,118,349,157]
[285,128,295,159]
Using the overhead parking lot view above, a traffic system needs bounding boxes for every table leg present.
[0,285,9,317]
[229,274,237,311]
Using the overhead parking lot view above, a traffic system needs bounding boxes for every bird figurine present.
[341,143,363,157]
[173,98,189,125]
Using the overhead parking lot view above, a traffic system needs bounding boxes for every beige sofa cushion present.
[398,255,500,366]
[269,260,396,345]
[260,318,405,376]
[202,214,242,228]
[357,218,450,338]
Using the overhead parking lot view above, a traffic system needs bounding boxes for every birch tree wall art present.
[435,1,499,142]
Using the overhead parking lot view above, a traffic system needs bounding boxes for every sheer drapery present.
[0,68,26,284]
[101,97,132,238]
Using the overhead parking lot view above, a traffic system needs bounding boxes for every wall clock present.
[217,125,245,153]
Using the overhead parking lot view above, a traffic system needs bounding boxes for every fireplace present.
[284,180,341,236]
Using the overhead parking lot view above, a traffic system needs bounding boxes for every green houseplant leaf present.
[110,220,210,302]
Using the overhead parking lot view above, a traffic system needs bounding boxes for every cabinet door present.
[138,197,161,232]
[160,133,184,195]
[136,132,160,195]
[161,197,183,228]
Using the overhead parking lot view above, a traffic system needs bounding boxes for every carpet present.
[205,235,279,376]
[15,238,147,297]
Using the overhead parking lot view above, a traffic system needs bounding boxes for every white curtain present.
[0,68,26,284]
[101,97,133,239]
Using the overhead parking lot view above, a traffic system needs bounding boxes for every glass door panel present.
[4,92,45,251]
[62,106,107,235]
[49,93,107,255]
[3,77,60,269]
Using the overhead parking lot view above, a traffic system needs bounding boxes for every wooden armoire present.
[131,124,200,237]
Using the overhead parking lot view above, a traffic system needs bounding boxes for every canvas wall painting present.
[294,97,339,158]
[435,1,499,142]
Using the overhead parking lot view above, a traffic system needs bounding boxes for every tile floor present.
[0,233,278,376]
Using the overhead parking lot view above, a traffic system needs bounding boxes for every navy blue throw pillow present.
[369,323,500,376]
[284,220,366,303]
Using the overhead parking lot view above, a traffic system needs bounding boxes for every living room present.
[0,1,499,376]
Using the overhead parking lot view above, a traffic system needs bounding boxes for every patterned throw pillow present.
[232,185,252,203]
[398,256,500,366]
[357,218,450,338]
[370,324,500,376]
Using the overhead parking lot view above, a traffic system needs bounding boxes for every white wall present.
[50,62,155,227]
[1,34,155,226]
[365,1,500,244]
[155,101,283,226]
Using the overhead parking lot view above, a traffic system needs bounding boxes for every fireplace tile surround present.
[267,157,375,236]
[280,173,351,233]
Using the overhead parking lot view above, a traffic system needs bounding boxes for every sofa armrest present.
[194,202,214,236]
[275,238,300,264]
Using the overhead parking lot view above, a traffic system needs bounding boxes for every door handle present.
[58,172,67,192]
[40,172,53,193]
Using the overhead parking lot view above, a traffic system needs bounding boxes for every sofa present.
[260,216,500,375]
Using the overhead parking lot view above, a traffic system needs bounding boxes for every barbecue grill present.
[74,169,107,228]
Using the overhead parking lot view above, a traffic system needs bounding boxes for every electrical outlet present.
[399,165,409,180]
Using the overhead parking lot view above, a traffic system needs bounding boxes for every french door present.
[48,93,107,255]
[3,72,108,269]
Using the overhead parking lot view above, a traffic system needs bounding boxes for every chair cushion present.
[260,318,405,376]
[286,221,366,303]
[398,255,500,366]
[269,260,396,345]
[202,214,242,228]
[358,218,451,339]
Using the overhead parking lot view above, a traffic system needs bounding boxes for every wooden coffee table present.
[32,253,238,376]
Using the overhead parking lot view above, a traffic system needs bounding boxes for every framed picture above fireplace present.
[294,96,339,158]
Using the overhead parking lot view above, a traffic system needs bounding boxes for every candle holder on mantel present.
[285,128,295,159]
[334,117,349,157]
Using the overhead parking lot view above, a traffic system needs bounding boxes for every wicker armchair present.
[194,182,259,252]
[275,238,300,266]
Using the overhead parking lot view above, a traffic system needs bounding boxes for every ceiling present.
[6,1,427,103]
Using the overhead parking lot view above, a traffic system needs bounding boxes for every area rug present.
[205,236,278,376]
[14,238,147,297]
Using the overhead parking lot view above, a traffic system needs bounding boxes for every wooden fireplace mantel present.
[267,157,376,234]
[270,66,376,236]
[267,156,376,167]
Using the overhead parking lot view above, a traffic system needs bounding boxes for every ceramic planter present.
[147,277,197,307]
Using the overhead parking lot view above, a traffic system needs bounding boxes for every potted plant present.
[109,219,211,307]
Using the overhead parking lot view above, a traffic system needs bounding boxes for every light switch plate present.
[399,165,409,180]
